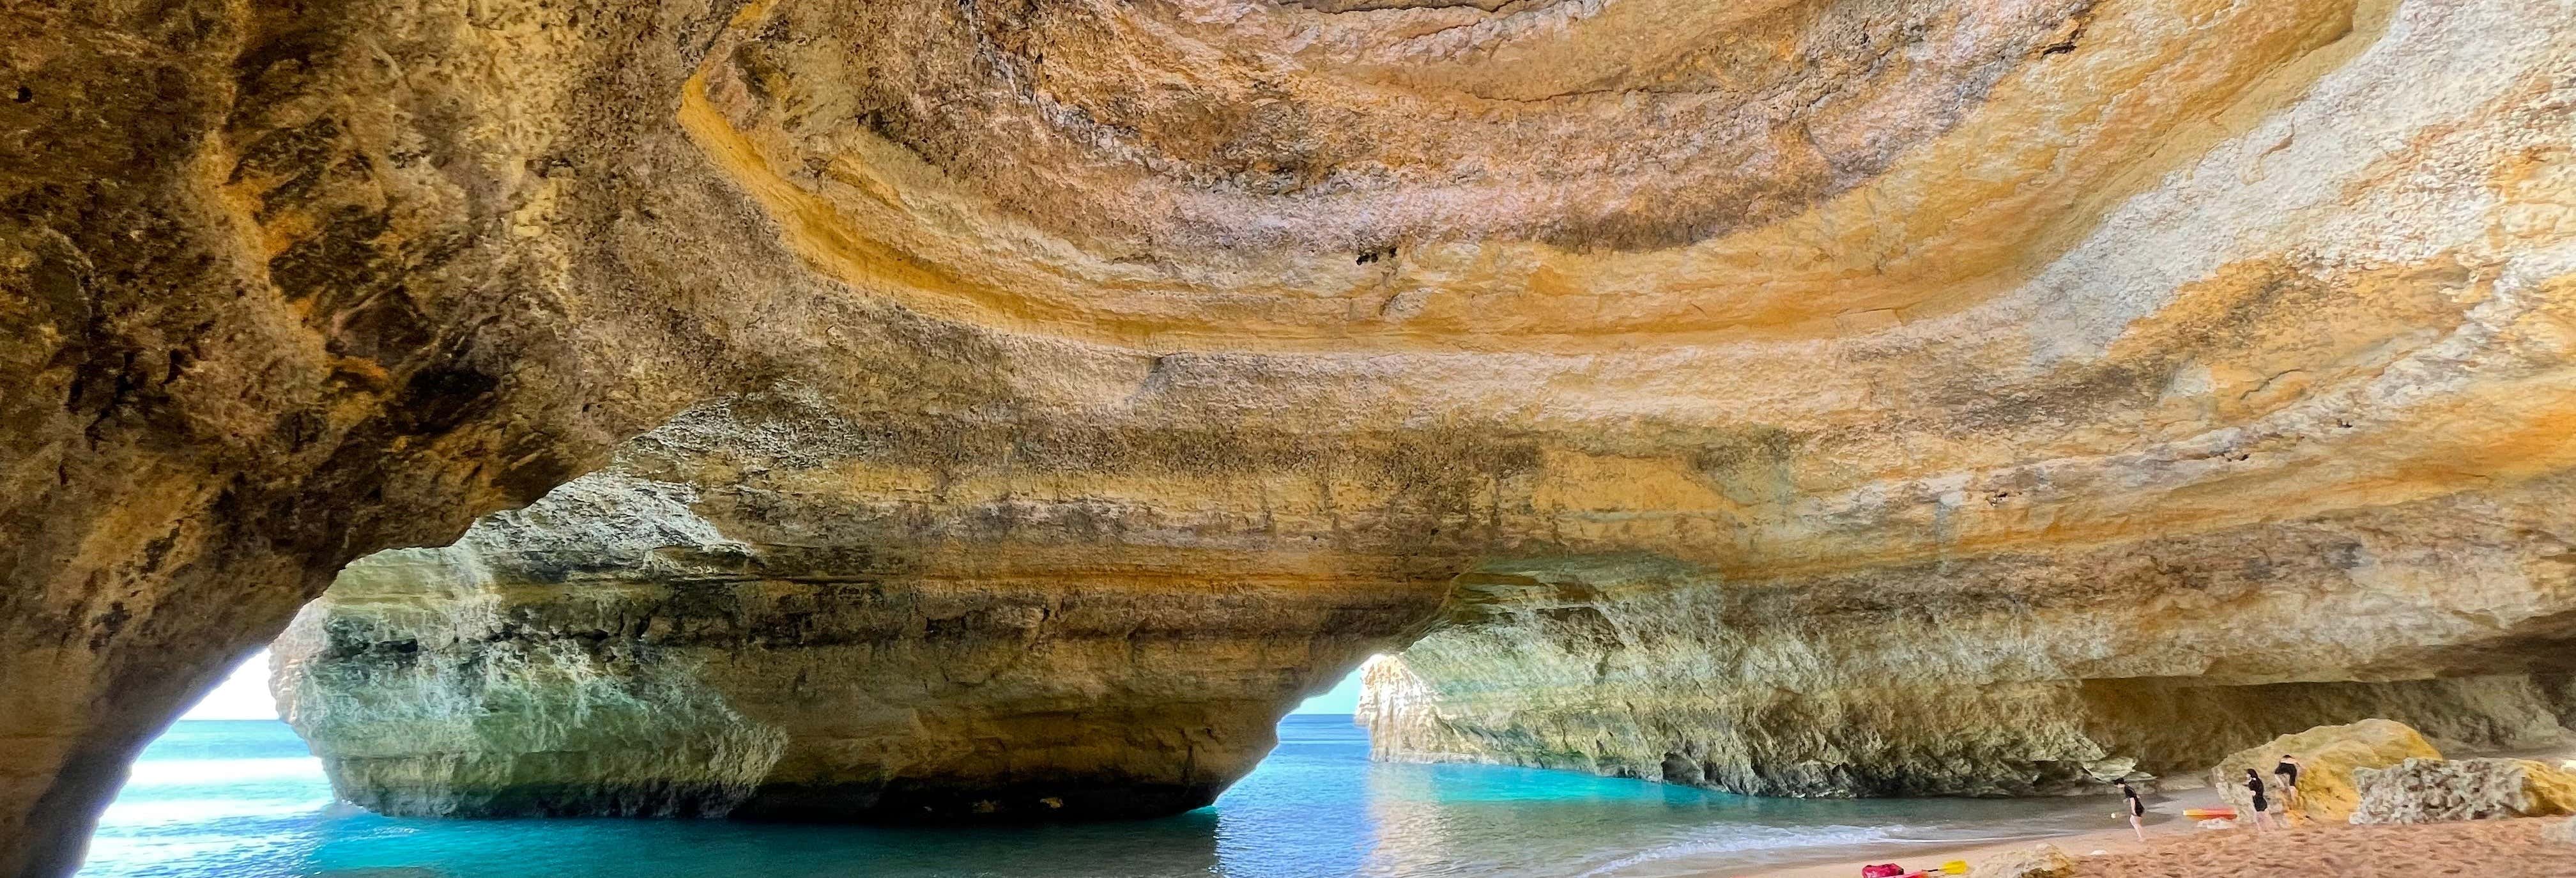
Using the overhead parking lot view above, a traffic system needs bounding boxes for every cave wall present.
[4,0,2573,873]
[3,2,782,874]
[1362,477,2576,796]
[1337,0,2576,799]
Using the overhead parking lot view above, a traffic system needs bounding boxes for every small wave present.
[1880,833,2060,845]
[1573,824,1896,878]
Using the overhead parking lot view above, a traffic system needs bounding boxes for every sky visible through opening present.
[184,651,1374,720]
[183,650,285,720]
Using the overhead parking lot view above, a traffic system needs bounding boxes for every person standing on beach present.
[2115,779,2147,842]
[2242,768,2280,831]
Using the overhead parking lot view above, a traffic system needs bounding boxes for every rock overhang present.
[682,0,2395,349]
[8,0,2576,873]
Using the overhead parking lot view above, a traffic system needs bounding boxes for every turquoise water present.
[82,718,2108,878]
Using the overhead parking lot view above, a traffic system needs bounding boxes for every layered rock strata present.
[273,392,1456,819]
[1365,465,2576,794]
[6,0,2575,874]
[1363,518,2576,796]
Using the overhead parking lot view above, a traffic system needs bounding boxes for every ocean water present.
[81,718,2111,878]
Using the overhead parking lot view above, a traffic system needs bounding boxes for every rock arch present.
[8,0,2576,875]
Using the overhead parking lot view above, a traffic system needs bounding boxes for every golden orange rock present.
[4,0,2575,874]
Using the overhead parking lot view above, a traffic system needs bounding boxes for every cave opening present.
[84,531,2576,878]
[82,643,2136,878]
[86,635,1399,878]
[81,599,1436,878]
[1294,660,1372,719]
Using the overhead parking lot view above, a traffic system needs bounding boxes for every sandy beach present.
[1736,792,2565,878]
[1736,741,2576,877]
[1742,826,2152,878]
[1740,812,2167,878]
[1727,783,2279,878]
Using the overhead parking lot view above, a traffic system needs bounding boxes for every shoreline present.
[1739,826,2156,878]
[1742,816,2566,878]
[1722,739,2576,877]
[1706,787,2237,878]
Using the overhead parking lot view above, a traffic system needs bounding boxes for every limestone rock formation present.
[8,0,2576,874]
[1365,561,2576,797]
[1968,843,2075,878]
[2208,720,2442,822]
[272,390,1451,819]
[5,3,780,874]
[2349,758,2576,824]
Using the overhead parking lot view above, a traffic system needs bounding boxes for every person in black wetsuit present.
[2243,768,2280,830]
[2274,754,2303,820]
[2115,779,2147,842]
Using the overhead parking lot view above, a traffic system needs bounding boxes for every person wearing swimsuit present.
[2116,779,2147,842]
[2243,769,2280,830]
[2274,755,2303,820]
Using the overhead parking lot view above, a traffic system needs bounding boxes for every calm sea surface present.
[80,717,2110,878]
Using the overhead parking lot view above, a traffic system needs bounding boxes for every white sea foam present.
[1573,824,1897,878]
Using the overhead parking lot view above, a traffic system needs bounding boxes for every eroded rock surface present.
[5,3,788,874]
[272,391,1454,819]
[1363,537,2576,796]
[7,0,2576,873]
[2349,757,2576,824]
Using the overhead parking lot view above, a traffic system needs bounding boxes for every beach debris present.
[2196,818,2237,829]
[1965,843,2073,878]
[1940,859,1968,874]
[2349,757,2576,824]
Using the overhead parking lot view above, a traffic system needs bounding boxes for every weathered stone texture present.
[1363,492,2576,796]
[273,391,1455,820]
[2349,758,2576,824]
[6,0,2575,873]
[4,2,786,874]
